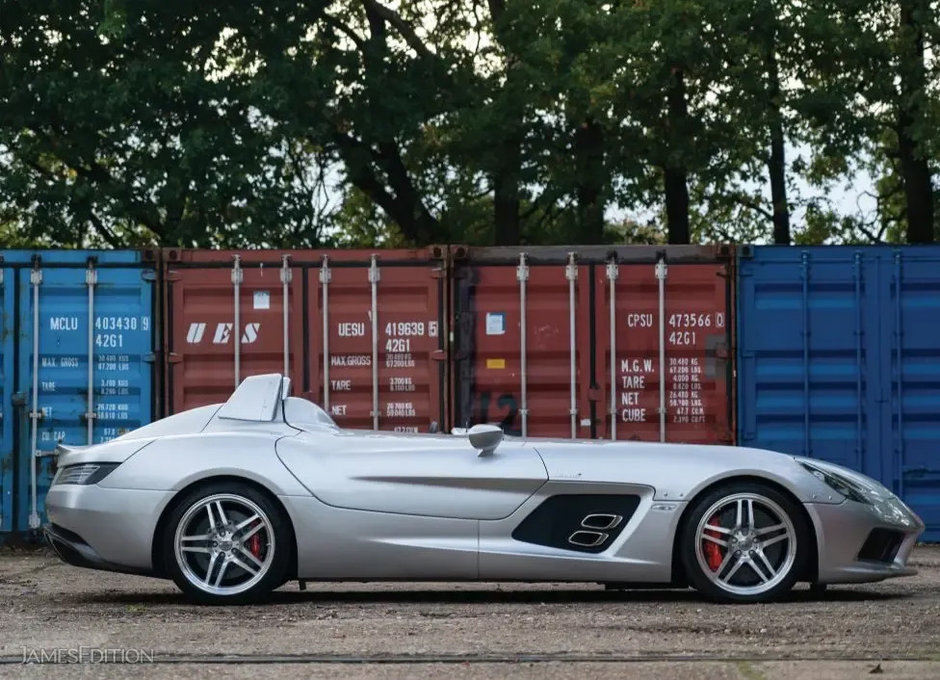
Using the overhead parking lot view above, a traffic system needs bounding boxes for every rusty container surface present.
[451,245,734,443]
[163,248,448,432]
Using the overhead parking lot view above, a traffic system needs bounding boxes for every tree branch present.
[360,0,435,60]
[322,14,367,51]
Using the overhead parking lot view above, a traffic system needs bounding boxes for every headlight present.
[52,463,120,486]
[798,460,915,527]
[800,462,869,504]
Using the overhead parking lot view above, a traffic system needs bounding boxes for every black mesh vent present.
[857,528,904,563]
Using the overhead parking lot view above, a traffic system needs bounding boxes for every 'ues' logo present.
[186,322,261,345]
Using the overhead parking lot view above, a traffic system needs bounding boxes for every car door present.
[276,430,547,520]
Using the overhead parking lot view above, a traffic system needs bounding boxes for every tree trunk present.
[665,67,690,244]
[334,133,445,244]
[896,0,935,244]
[492,134,521,245]
[488,0,522,246]
[574,118,606,243]
[764,27,791,245]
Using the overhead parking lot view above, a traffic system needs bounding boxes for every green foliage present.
[0,0,937,248]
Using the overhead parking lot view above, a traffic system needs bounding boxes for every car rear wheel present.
[162,482,291,604]
[679,482,810,603]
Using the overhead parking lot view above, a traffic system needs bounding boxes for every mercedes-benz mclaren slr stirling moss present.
[45,374,924,604]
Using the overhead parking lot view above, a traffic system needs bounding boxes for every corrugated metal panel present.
[737,246,940,541]
[163,248,448,433]
[0,260,11,532]
[452,245,734,442]
[163,251,306,412]
[2,250,157,534]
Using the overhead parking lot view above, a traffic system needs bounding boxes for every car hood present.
[529,439,837,504]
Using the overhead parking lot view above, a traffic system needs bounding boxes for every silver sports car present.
[45,374,924,604]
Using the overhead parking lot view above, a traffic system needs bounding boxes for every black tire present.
[679,481,811,604]
[161,481,293,604]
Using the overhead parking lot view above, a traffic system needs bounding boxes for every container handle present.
[517,253,529,438]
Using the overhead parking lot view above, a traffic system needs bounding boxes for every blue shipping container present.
[738,245,940,542]
[1,266,11,533]
[0,250,156,535]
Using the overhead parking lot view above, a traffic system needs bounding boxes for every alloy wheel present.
[173,493,276,597]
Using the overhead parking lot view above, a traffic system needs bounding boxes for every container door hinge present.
[164,270,182,283]
[143,352,157,363]
[430,267,445,279]
[655,260,668,280]
[430,350,447,361]
[166,353,182,365]
[141,271,157,282]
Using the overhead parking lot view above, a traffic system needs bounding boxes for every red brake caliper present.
[703,514,723,571]
[247,522,262,559]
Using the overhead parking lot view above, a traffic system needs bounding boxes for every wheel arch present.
[669,474,818,586]
[151,475,298,580]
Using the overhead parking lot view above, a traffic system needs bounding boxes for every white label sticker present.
[485,312,506,336]
[253,291,270,310]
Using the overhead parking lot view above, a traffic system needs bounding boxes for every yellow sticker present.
[486,358,506,369]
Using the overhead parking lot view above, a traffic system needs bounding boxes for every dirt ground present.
[0,545,938,679]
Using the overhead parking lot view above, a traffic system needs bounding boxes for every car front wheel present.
[163,482,291,604]
[679,482,810,603]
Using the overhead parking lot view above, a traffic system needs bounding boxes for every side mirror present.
[468,424,503,457]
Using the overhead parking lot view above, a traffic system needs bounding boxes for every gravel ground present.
[0,545,938,678]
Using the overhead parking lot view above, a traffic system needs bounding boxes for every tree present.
[798,0,938,244]
[0,1,330,247]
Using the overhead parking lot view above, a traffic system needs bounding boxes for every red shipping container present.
[451,245,734,443]
[163,248,448,432]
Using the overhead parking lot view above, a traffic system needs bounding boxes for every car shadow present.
[68,584,906,607]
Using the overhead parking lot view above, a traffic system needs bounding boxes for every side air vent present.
[512,494,641,554]
[581,513,622,530]
[568,530,608,547]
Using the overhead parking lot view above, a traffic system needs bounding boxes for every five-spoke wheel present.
[681,482,809,603]
[163,482,291,603]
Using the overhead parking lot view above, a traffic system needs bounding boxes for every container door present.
[887,249,940,540]
[164,256,304,413]
[451,246,734,443]
[310,254,448,433]
[452,257,593,438]
[0,264,12,533]
[737,248,881,476]
[14,256,155,531]
[596,261,734,443]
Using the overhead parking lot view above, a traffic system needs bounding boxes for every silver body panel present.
[45,374,925,588]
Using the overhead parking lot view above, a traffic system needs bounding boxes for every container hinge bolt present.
[30,269,43,285]
[29,410,43,422]
[565,253,578,281]
[655,260,668,280]
[319,264,331,283]
[368,256,380,283]
[606,262,619,281]
[280,256,292,283]
[231,256,243,284]
[517,255,529,282]
[83,411,97,422]
[85,269,98,285]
